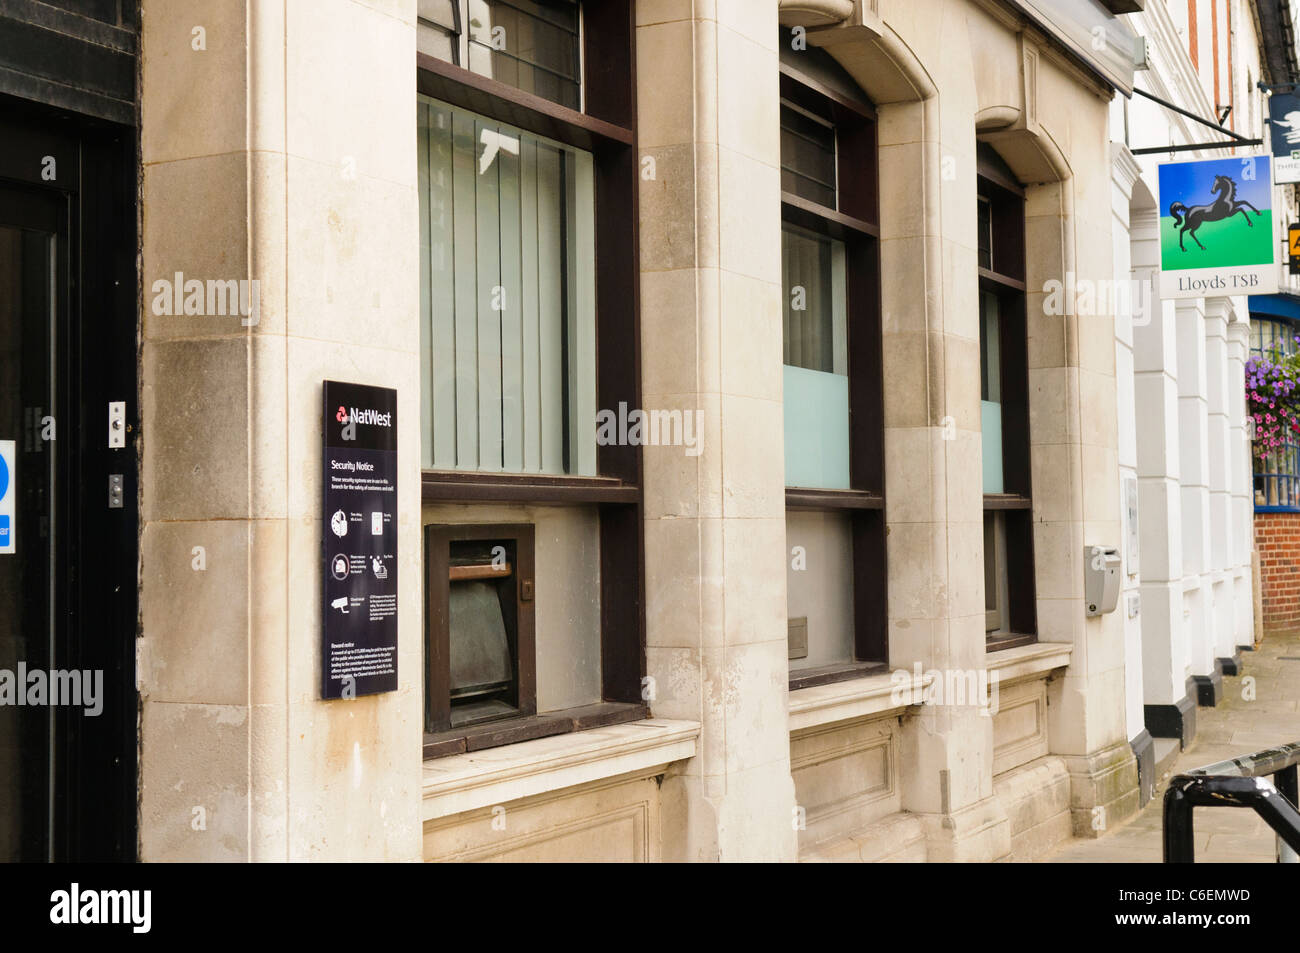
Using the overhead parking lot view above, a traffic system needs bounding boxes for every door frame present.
[0,97,139,862]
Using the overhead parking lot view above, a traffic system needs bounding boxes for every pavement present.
[1046,629,1300,863]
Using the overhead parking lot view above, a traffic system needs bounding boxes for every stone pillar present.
[1130,208,1192,737]
[138,0,423,861]
[1023,160,1137,835]
[870,65,1010,858]
[1226,317,1256,651]
[1176,298,1218,701]
[636,0,797,862]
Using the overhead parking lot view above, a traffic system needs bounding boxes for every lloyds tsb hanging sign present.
[1157,154,1277,299]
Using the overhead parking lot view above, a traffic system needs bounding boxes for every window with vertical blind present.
[778,44,886,689]
[417,1,646,759]
[977,144,1037,651]
[418,97,596,476]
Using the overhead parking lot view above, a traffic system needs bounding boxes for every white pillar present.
[1112,147,1145,744]
[1227,316,1255,650]
[1204,298,1235,664]
[1131,208,1187,712]
[1176,298,1216,692]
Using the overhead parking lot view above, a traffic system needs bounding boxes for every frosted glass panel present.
[786,510,855,670]
[419,96,596,475]
[981,400,1003,494]
[979,288,1003,494]
[783,223,849,488]
[784,365,851,489]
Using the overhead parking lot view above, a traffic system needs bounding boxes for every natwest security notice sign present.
[1158,154,1277,299]
[321,381,398,699]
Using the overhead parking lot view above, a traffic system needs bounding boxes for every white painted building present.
[1109,0,1264,804]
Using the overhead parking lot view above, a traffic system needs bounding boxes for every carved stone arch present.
[1129,170,1157,213]
[777,0,857,29]
[972,35,1075,187]
[978,123,1073,186]
[778,0,937,104]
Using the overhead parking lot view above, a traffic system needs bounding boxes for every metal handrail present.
[1163,742,1300,863]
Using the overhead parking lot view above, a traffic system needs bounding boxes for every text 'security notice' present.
[321,380,398,699]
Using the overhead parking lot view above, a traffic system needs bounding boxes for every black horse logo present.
[1169,174,1262,252]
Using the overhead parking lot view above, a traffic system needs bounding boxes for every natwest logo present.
[338,405,391,428]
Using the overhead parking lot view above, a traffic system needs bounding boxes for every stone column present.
[1023,160,1137,836]
[870,68,1012,858]
[139,0,423,861]
[1176,298,1218,701]
[1130,208,1192,738]
[636,0,797,862]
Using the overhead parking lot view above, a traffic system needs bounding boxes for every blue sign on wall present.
[1268,92,1300,184]
[0,440,12,555]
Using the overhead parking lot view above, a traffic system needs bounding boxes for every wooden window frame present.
[977,148,1037,652]
[425,522,537,733]
[417,1,646,758]
[780,61,887,690]
[418,1,583,111]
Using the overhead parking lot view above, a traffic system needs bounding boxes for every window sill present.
[785,488,883,511]
[421,718,701,822]
[788,668,931,733]
[982,493,1032,510]
[421,470,639,505]
[985,632,1036,652]
[985,642,1072,686]
[424,702,649,759]
[789,660,887,691]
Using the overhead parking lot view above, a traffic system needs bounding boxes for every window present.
[418,1,644,759]
[419,0,582,110]
[781,101,837,208]
[779,47,886,689]
[977,144,1037,650]
[417,0,460,62]
[418,98,596,475]
[1254,442,1300,509]
[1251,316,1297,360]
[1250,316,1300,510]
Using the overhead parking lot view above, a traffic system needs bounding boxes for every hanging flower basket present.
[1246,339,1300,462]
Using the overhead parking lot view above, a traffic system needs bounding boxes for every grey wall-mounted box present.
[1084,546,1121,617]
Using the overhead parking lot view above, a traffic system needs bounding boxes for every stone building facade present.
[1,0,1276,862]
